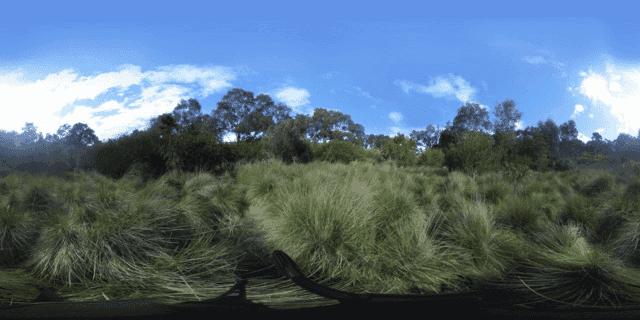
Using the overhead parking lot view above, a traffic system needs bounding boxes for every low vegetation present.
[2,143,640,309]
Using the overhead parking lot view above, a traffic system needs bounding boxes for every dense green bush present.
[260,118,315,165]
[380,134,419,168]
[361,148,386,164]
[416,147,445,168]
[442,148,466,173]
[449,130,502,175]
[312,139,367,165]
[552,156,579,173]
[500,154,534,183]
[232,139,270,164]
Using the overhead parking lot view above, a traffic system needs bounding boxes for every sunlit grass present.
[2,149,640,308]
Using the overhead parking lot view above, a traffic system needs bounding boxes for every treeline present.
[1,88,640,182]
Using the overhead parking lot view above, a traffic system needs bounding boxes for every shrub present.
[501,161,533,183]
[552,156,578,173]
[362,148,386,164]
[381,134,419,168]
[416,148,445,168]
[312,139,366,165]
[499,154,534,183]
[442,148,465,173]
[448,130,501,175]
[261,119,315,165]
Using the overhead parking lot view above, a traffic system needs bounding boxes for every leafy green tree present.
[491,98,523,134]
[304,108,366,148]
[447,130,502,175]
[381,133,419,168]
[587,132,612,155]
[234,94,293,143]
[142,98,231,174]
[156,113,183,172]
[451,101,494,135]
[213,88,293,143]
[536,118,562,165]
[312,139,366,165]
[166,98,227,142]
[559,120,579,143]
[610,132,640,162]
[432,121,463,155]
[490,98,523,162]
[19,122,44,146]
[511,126,553,172]
[410,124,446,150]
[363,133,391,151]
[261,117,314,165]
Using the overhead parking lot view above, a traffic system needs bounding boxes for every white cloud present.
[321,71,340,79]
[394,73,478,107]
[274,87,311,109]
[575,59,640,139]
[571,104,585,119]
[354,86,380,102]
[522,49,567,78]
[0,63,239,143]
[389,112,403,123]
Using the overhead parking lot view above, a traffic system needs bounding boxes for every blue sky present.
[1,1,639,153]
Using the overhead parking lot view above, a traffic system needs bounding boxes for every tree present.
[432,121,464,154]
[252,94,293,136]
[236,95,293,142]
[512,126,554,171]
[363,133,391,150]
[559,120,578,142]
[492,99,523,135]
[587,132,612,156]
[380,133,420,168]
[536,118,562,162]
[445,130,501,175]
[261,117,315,165]
[330,122,366,149]
[410,124,446,151]
[610,132,640,162]
[300,108,366,148]
[19,122,44,146]
[63,123,100,149]
[51,123,100,172]
[155,113,183,171]
[444,102,496,166]
[168,98,204,137]
[164,98,226,142]
[213,88,293,143]
[489,99,523,159]
[451,101,494,136]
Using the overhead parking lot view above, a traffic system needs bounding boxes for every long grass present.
[2,148,640,309]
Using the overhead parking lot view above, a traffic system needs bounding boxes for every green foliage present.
[552,156,578,173]
[380,134,419,168]
[442,148,465,173]
[500,154,534,183]
[491,130,520,162]
[508,128,553,172]
[448,130,501,175]
[156,114,183,172]
[81,129,165,181]
[432,128,462,155]
[174,133,226,173]
[312,139,367,165]
[416,147,445,168]
[234,138,269,164]
[361,148,386,164]
[261,118,315,165]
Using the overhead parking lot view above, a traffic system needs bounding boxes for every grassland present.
[2,149,640,309]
